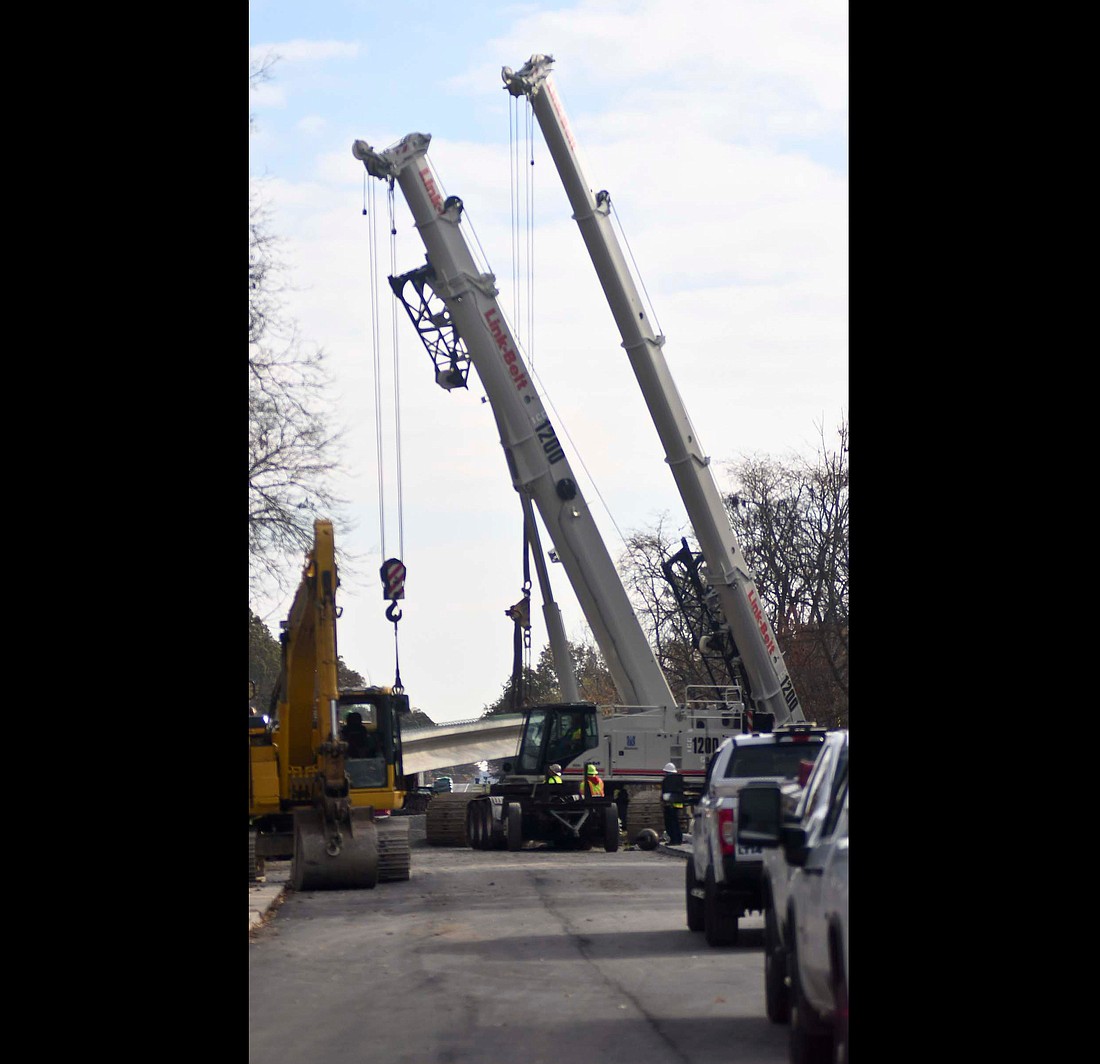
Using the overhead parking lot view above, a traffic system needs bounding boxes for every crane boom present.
[353,133,674,712]
[502,54,804,726]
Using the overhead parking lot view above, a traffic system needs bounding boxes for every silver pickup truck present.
[685,723,828,946]
[738,730,849,1063]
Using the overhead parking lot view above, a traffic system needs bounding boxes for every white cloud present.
[249,39,360,64]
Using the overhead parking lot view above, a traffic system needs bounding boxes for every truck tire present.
[506,802,523,851]
[788,931,834,1064]
[830,929,848,1064]
[603,802,620,852]
[764,903,790,1023]
[685,859,705,932]
[704,867,738,947]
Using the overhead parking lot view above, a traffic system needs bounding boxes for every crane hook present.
[386,600,403,624]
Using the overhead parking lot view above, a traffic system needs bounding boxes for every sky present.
[248,0,848,725]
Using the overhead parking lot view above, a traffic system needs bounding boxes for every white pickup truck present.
[737,732,849,1063]
[759,729,849,1023]
[685,723,828,946]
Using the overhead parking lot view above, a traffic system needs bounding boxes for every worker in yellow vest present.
[581,763,605,798]
[546,763,563,784]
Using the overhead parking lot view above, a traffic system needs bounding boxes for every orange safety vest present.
[582,775,605,798]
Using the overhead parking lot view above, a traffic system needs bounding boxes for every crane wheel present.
[377,817,411,881]
[290,807,380,891]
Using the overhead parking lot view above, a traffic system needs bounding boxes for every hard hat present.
[664,762,677,773]
[549,764,561,774]
[586,764,598,775]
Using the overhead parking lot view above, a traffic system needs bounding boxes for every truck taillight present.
[718,807,735,855]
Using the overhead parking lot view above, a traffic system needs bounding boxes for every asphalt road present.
[249,818,789,1064]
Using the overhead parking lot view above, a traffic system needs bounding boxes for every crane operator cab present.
[514,703,599,780]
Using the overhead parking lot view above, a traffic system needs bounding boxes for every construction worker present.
[661,761,685,845]
[581,762,605,798]
[341,711,374,758]
[546,763,563,784]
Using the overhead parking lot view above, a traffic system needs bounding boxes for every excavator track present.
[377,817,411,881]
[425,792,480,846]
[248,828,263,882]
[290,807,379,891]
[622,788,664,843]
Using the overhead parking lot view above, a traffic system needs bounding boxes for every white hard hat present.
[664,762,677,773]
[549,764,561,774]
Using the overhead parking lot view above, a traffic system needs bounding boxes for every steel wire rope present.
[365,175,388,563]
[423,155,493,276]
[609,200,664,340]
[509,95,520,339]
[525,359,628,554]
[388,183,405,561]
[526,101,536,367]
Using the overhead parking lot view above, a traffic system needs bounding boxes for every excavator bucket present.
[290,807,380,891]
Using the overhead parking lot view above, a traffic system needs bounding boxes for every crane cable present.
[506,94,536,707]
[508,95,537,365]
[363,173,406,691]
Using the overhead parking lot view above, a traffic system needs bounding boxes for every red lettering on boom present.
[747,589,777,655]
[418,166,444,214]
[484,307,529,391]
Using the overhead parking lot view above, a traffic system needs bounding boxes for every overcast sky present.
[248,0,848,725]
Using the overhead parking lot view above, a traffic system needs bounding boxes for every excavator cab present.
[338,688,409,808]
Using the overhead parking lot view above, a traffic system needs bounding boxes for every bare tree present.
[725,419,849,725]
[248,61,346,598]
[615,420,849,725]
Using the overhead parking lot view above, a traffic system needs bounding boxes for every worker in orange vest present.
[581,763,605,798]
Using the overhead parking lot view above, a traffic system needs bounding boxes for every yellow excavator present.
[248,519,412,890]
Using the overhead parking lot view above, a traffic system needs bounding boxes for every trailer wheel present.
[685,858,705,932]
[465,801,477,848]
[473,800,490,850]
[603,803,620,852]
[506,802,523,851]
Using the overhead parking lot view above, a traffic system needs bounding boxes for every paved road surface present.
[249,817,786,1064]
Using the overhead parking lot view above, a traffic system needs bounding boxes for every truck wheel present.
[685,859,705,932]
[764,903,790,1023]
[474,801,490,850]
[506,802,523,851]
[788,932,834,1064]
[704,867,738,947]
[603,803,620,852]
[830,932,848,1064]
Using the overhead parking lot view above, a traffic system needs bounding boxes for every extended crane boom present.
[353,133,674,714]
[502,54,804,726]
